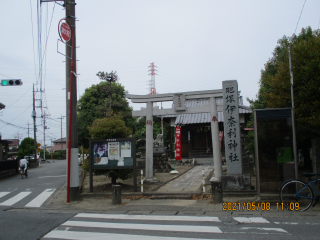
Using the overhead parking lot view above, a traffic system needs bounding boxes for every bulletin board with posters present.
[89,138,137,192]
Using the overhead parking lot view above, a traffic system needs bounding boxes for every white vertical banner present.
[222,80,242,175]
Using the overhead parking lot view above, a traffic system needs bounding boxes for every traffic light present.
[1,79,23,86]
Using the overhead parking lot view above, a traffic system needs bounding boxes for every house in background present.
[44,145,53,153]
[0,139,12,161]
[52,137,66,152]
[6,139,19,150]
[6,139,19,160]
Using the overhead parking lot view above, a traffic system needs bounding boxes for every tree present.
[252,27,320,139]
[248,27,320,159]
[83,114,133,184]
[77,72,136,148]
[87,114,132,139]
[17,137,35,158]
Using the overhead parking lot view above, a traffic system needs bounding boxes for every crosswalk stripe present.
[239,227,288,233]
[0,192,31,206]
[233,217,270,223]
[75,213,221,222]
[43,230,227,240]
[62,220,223,233]
[25,188,55,208]
[0,192,10,199]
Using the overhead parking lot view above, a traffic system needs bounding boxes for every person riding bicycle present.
[19,157,29,177]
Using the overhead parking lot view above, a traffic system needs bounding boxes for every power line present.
[295,0,307,35]
[29,0,38,83]
[0,119,28,130]
[5,87,32,109]
[0,73,14,79]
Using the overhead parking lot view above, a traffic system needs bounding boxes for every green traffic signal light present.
[1,80,8,86]
[1,79,22,86]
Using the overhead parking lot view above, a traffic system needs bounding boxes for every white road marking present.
[233,217,270,223]
[241,227,288,233]
[44,230,226,240]
[75,213,221,222]
[39,175,66,178]
[0,192,31,206]
[62,221,222,233]
[274,222,298,225]
[25,188,56,208]
[0,192,10,199]
[275,221,320,226]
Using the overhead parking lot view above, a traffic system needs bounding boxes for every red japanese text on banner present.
[175,127,182,160]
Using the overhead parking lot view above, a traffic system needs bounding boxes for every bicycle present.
[19,164,27,179]
[279,172,320,211]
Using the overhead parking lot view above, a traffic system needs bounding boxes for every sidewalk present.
[45,165,320,215]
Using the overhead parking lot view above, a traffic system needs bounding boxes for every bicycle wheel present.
[21,170,24,179]
[280,180,314,211]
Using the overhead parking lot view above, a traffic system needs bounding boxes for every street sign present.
[37,148,41,152]
[59,22,71,42]
[1,79,22,86]
[37,143,41,147]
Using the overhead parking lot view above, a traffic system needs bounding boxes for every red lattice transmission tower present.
[148,62,157,95]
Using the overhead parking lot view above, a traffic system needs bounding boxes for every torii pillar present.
[145,101,156,181]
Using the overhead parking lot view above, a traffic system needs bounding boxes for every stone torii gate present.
[127,89,225,182]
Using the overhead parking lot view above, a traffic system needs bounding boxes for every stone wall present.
[169,159,194,167]
[153,153,173,173]
[221,174,251,191]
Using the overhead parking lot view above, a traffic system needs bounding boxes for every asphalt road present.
[42,213,320,240]
[2,161,320,240]
[0,160,74,240]
[0,160,66,209]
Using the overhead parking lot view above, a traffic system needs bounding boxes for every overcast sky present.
[1,0,319,146]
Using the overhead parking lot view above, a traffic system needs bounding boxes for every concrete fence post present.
[112,185,121,205]
[202,169,205,192]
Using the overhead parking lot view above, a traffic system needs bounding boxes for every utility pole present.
[288,46,298,180]
[58,115,65,160]
[32,84,37,166]
[42,112,50,161]
[43,113,46,160]
[51,138,53,160]
[65,0,79,202]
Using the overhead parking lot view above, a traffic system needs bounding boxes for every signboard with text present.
[223,80,242,174]
[173,94,186,111]
[89,138,137,192]
[90,138,135,169]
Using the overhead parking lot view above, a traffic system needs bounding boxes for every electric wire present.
[0,73,14,79]
[295,0,307,35]
[5,87,32,109]
[0,119,28,130]
[30,0,38,84]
